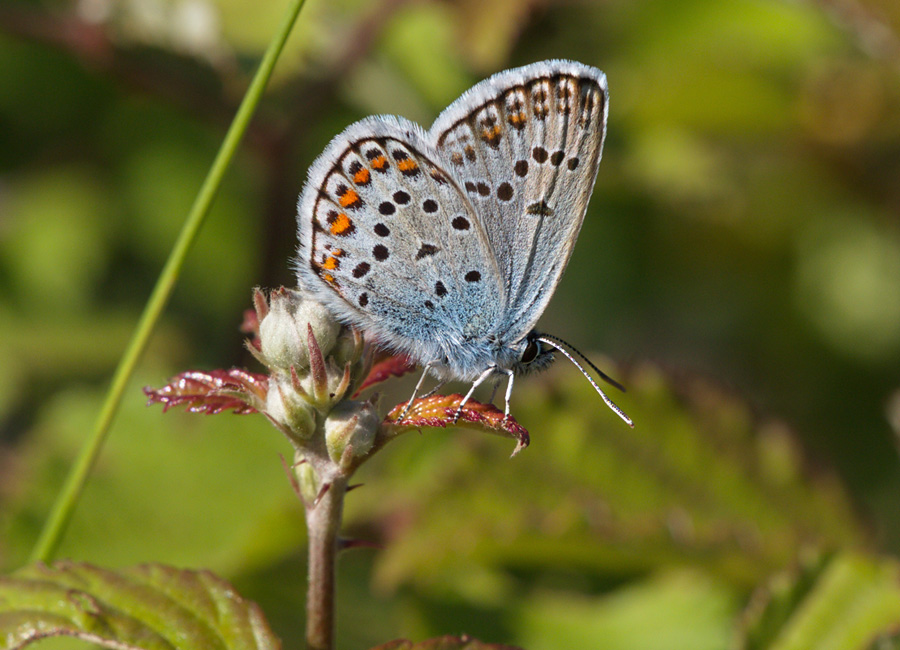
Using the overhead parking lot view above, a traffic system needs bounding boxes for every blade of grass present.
[29,0,311,564]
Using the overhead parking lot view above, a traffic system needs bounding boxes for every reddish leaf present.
[356,352,417,395]
[383,394,529,456]
[144,369,268,415]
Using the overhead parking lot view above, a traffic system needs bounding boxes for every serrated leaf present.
[143,369,268,415]
[381,394,529,457]
[371,635,524,650]
[0,562,280,650]
[738,552,900,650]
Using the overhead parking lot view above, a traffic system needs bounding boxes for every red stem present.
[304,475,347,650]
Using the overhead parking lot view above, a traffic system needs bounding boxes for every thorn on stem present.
[313,481,331,507]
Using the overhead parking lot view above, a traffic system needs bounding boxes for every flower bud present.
[259,289,340,371]
[265,375,316,440]
[329,326,366,368]
[324,400,379,469]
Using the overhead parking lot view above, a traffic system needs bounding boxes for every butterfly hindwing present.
[296,116,506,361]
[430,60,608,338]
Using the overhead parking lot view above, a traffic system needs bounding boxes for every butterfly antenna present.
[539,333,627,392]
[537,335,633,428]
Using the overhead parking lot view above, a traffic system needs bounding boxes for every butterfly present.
[295,59,631,427]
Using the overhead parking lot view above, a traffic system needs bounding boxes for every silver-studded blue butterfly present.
[295,60,632,427]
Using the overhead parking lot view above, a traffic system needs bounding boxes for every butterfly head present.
[511,331,557,376]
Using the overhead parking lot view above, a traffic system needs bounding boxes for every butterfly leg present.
[420,380,448,399]
[398,362,435,422]
[452,366,496,424]
[501,368,515,422]
[488,379,501,405]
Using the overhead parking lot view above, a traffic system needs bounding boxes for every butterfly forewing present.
[431,60,608,338]
[296,116,506,358]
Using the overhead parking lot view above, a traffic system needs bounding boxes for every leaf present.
[355,352,417,395]
[0,562,281,650]
[143,369,268,415]
[381,394,529,457]
[738,551,900,650]
[371,635,524,650]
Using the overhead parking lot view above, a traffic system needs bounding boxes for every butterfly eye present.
[521,339,541,364]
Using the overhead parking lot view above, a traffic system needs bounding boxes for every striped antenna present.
[537,334,633,428]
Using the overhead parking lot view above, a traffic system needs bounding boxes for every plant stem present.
[28,0,310,565]
[305,474,348,650]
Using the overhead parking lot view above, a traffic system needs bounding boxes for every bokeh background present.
[1,0,900,647]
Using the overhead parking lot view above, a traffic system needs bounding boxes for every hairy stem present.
[305,474,348,650]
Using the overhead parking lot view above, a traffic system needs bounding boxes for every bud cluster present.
[254,288,377,486]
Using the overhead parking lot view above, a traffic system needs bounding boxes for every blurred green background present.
[1,0,900,647]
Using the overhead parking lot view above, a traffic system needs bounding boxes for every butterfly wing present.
[430,60,608,339]
[295,116,507,368]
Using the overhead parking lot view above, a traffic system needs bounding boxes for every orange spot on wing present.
[370,155,388,170]
[330,213,353,235]
[353,168,370,184]
[339,188,361,208]
[323,273,335,284]
[322,256,339,270]
[398,159,418,172]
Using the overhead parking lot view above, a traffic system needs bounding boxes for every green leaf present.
[0,562,280,650]
[738,551,900,650]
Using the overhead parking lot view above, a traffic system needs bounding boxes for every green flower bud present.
[265,375,316,440]
[329,326,365,368]
[324,400,379,469]
[259,289,340,371]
